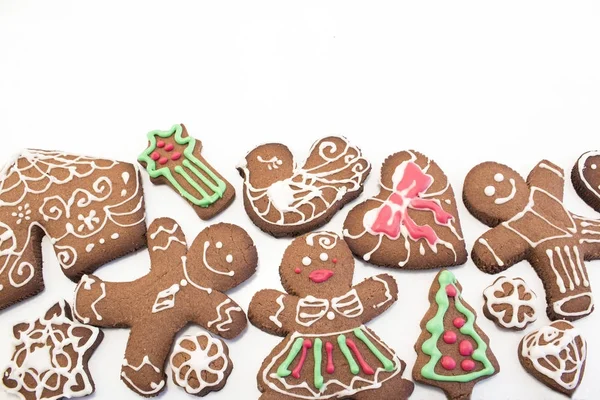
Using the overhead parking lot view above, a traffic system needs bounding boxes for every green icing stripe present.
[337,335,359,375]
[138,124,227,207]
[313,338,324,389]
[420,270,495,382]
[277,337,304,378]
[353,328,395,372]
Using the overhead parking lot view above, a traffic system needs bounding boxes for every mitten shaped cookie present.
[237,137,371,237]
[343,150,467,269]
[464,160,600,321]
[138,124,235,220]
[73,218,257,397]
[0,150,146,311]
[248,232,414,399]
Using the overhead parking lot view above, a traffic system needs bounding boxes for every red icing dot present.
[461,359,475,371]
[171,152,182,161]
[445,284,457,297]
[164,143,174,151]
[459,340,474,356]
[441,356,456,370]
[157,140,165,148]
[453,317,465,328]
[332,258,338,264]
[158,157,168,165]
[294,267,301,274]
[150,151,160,161]
[443,331,457,344]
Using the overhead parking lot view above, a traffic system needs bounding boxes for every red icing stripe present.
[346,338,374,375]
[326,341,334,374]
[291,339,312,379]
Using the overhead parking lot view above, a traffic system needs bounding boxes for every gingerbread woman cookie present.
[2,300,104,400]
[138,124,235,220]
[248,231,414,399]
[343,150,467,269]
[482,276,537,330]
[237,137,371,237]
[0,149,146,311]
[73,218,257,397]
[464,160,600,321]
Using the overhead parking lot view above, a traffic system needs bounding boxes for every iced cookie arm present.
[186,290,247,339]
[73,275,136,326]
[472,225,529,274]
[248,289,297,336]
[354,274,398,324]
[527,160,565,200]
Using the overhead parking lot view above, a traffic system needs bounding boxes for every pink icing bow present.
[370,161,453,245]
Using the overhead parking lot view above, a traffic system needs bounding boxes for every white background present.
[1,1,600,399]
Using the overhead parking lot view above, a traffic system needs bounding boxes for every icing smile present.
[309,269,334,283]
[495,178,516,205]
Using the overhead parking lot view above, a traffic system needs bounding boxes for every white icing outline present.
[483,276,537,329]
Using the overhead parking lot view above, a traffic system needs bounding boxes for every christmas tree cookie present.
[413,270,499,400]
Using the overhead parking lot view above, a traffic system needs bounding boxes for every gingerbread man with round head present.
[249,231,414,400]
[464,160,600,321]
[73,217,258,397]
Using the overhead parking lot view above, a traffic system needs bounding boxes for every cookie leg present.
[353,372,414,400]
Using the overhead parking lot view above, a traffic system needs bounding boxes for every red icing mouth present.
[309,269,334,283]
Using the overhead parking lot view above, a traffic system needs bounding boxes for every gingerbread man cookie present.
[237,137,371,237]
[464,160,600,321]
[248,232,414,399]
[138,124,235,220]
[73,218,257,397]
[343,150,467,269]
[482,276,537,330]
[2,300,104,400]
[0,149,146,311]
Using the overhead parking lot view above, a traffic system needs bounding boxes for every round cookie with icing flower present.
[464,159,600,321]
[248,231,414,400]
[73,218,257,397]
[572,150,600,213]
[482,276,537,330]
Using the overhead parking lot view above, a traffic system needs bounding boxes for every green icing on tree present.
[421,270,495,382]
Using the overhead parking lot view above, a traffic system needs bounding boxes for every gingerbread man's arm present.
[351,274,398,324]
[527,160,565,200]
[472,224,529,274]
[248,289,299,337]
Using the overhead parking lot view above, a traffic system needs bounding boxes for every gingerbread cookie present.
[138,124,234,220]
[483,276,537,330]
[248,231,414,399]
[572,150,600,212]
[170,333,233,397]
[73,218,257,397]
[464,160,599,321]
[237,137,371,237]
[343,150,467,269]
[519,320,586,397]
[413,270,499,400]
[0,149,146,311]
[2,300,104,400]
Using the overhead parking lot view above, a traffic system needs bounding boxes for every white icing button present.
[216,242,223,248]
[180,279,188,286]
[302,256,311,266]
[494,173,504,182]
[320,253,328,261]
[326,311,335,320]
[0,284,3,291]
[592,164,597,170]
[111,233,119,239]
[99,238,105,244]
[226,254,233,263]
[484,186,496,196]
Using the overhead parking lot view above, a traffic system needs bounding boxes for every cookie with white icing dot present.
[482,276,537,330]
[572,150,600,214]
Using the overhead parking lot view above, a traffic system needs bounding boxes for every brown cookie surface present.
[482,276,537,330]
[73,218,257,397]
[0,149,146,312]
[413,270,499,400]
[170,332,233,397]
[138,123,235,220]
[237,137,371,237]
[343,150,467,269]
[572,150,600,212]
[2,300,103,400]
[519,320,586,397]
[464,160,599,321]
[248,231,414,399]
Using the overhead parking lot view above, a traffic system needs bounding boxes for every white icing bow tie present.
[296,289,364,327]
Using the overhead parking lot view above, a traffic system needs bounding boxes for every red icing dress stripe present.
[346,338,375,375]
[291,339,313,379]
[325,341,335,374]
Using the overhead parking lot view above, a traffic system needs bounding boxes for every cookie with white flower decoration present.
[0,149,146,311]
[170,333,233,397]
[248,231,414,399]
[1,300,103,400]
[73,218,257,397]
[237,137,371,237]
[519,320,586,397]
[482,276,537,330]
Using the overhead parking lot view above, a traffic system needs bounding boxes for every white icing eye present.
[302,256,311,266]
[494,173,504,182]
[216,242,223,249]
[484,186,496,196]
[320,252,328,261]
[592,164,597,170]
[226,254,233,263]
